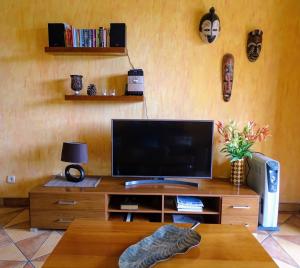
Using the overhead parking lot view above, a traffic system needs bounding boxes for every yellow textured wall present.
[0,0,299,202]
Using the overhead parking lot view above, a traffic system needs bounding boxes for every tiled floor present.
[0,207,300,268]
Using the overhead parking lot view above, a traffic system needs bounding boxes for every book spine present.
[89,29,92,47]
[96,29,99,47]
[79,29,83,47]
[84,29,88,47]
[106,28,110,47]
[64,24,72,47]
[77,29,80,47]
[72,27,76,47]
[99,27,104,47]
[103,28,107,47]
[93,29,96,47]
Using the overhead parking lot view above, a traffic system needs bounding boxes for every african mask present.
[247,29,263,62]
[199,7,220,44]
[222,54,234,102]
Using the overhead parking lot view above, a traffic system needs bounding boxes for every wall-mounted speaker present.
[48,23,66,47]
[110,23,126,47]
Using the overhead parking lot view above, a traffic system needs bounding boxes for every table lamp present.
[61,142,88,182]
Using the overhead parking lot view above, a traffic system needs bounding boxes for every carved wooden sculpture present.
[199,7,221,44]
[247,29,263,62]
[222,54,234,102]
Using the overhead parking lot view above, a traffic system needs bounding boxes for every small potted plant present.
[216,120,270,185]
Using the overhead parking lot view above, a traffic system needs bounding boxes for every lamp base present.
[65,164,85,182]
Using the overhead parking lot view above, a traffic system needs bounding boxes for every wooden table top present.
[43,219,276,268]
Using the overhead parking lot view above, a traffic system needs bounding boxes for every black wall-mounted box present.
[48,23,66,47]
[110,23,126,47]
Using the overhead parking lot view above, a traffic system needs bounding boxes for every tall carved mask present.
[247,29,263,62]
[199,7,220,44]
[222,54,234,102]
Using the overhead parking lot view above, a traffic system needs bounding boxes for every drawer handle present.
[231,205,250,209]
[56,218,74,223]
[57,200,78,205]
[244,224,250,227]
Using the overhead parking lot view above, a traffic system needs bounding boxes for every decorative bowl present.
[119,224,201,268]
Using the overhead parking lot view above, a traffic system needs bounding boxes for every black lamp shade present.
[61,142,88,164]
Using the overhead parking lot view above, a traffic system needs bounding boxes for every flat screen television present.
[112,120,214,180]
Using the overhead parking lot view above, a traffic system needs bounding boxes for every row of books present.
[176,196,204,212]
[65,25,109,48]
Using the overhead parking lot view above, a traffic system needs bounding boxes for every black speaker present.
[48,23,66,47]
[110,23,126,47]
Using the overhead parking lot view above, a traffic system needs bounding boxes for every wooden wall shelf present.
[44,47,127,56]
[65,95,144,102]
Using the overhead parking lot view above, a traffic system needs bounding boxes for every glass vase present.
[70,75,83,95]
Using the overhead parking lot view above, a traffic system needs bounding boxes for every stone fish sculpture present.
[119,223,201,268]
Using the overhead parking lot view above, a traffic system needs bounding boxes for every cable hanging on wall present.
[127,48,135,69]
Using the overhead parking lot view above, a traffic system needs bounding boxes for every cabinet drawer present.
[222,197,258,216]
[30,193,105,211]
[221,215,258,232]
[30,210,105,229]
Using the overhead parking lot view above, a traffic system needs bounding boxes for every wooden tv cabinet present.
[29,177,259,231]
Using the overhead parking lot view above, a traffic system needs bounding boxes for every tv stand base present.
[124,178,199,188]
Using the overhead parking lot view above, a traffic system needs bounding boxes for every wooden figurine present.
[247,29,263,62]
[222,54,234,102]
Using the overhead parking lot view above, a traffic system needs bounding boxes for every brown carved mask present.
[222,54,234,102]
[247,29,263,62]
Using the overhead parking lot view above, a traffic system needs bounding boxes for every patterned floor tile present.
[16,232,51,260]
[23,262,35,268]
[31,231,62,260]
[0,243,27,261]
[273,235,300,265]
[0,260,26,268]
[31,261,44,268]
[252,231,269,243]
[4,209,30,229]
[32,254,50,262]
[261,236,298,267]
[274,235,300,246]
[278,214,292,225]
[5,228,47,243]
[274,215,300,236]
[272,258,298,268]
[0,208,25,227]
[0,229,12,247]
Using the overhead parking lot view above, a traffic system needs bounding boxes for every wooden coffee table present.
[43,219,276,268]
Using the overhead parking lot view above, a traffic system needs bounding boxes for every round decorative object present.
[87,84,97,96]
[70,75,83,95]
[199,7,221,44]
[230,159,245,186]
[65,164,85,182]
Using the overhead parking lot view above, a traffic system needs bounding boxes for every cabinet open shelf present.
[108,207,162,213]
[44,47,127,56]
[65,95,144,102]
[163,208,219,215]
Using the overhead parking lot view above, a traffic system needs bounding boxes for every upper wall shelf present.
[65,95,144,102]
[44,47,127,56]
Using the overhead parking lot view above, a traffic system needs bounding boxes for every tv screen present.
[112,120,214,178]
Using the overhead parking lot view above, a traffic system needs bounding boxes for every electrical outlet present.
[7,175,16,184]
